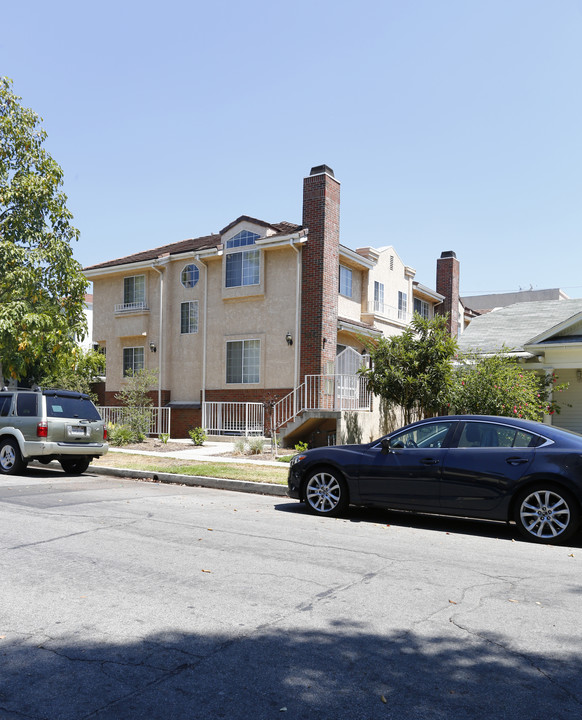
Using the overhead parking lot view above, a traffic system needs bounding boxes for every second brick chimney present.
[435,250,460,337]
[300,165,340,379]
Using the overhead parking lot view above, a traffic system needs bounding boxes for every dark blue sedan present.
[287,416,582,544]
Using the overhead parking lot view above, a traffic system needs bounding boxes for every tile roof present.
[457,299,582,354]
[84,218,303,272]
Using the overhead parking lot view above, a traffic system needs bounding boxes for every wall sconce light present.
[286,332,293,346]
[149,342,157,353]
[577,369,582,383]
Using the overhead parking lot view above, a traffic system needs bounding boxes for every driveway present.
[1,466,581,719]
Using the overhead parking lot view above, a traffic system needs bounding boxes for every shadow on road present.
[275,500,582,548]
[2,620,581,719]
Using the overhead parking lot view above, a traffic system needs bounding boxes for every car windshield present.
[46,395,102,421]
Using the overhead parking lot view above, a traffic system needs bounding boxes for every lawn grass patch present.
[91,452,288,485]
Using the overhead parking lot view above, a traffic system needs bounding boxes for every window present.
[123,275,145,306]
[339,265,352,297]
[0,395,12,417]
[414,298,429,320]
[398,291,407,320]
[181,301,199,334]
[16,394,37,417]
[123,347,144,377]
[226,230,259,249]
[226,339,260,384]
[374,281,384,313]
[458,422,540,448]
[225,231,261,288]
[388,421,453,449]
[181,264,199,288]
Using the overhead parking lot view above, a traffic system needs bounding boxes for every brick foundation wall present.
[171,408,202,438]
[300,166,340,380]
[101,390,171,407]
[435,251,460,337]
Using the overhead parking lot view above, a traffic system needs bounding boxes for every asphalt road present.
[1,466,582,720]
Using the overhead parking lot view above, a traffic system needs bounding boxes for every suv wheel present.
[0,438,26,475]
[60,457,91,475]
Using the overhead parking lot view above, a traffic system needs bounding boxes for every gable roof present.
[457,299,582,355]
[84,218,303,272]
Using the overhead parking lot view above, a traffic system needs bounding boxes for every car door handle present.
[420,458,440,465]
[506,457,528,466]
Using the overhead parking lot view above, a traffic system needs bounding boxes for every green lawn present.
[91,452,289,485]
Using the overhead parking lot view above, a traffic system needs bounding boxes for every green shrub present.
[108,423,134,447]
[294,441,308,453]
[159,433,170,444]
[247,436,265,455]
[234,437,247,454]
[188,427,207,446]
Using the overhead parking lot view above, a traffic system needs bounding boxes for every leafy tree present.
[359,314,458,425]
[450,352,568,421]
[115,369,158,441]
[38,347,105,399]
[0,77,88,382]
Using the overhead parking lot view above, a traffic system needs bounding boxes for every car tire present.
[0,438,27,475]
[60,457,91,475]
[514,484,580,544]
[304,467,349,517]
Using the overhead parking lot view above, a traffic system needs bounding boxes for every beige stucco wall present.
[90,231,300,401]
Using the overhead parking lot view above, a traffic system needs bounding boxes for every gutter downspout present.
[151,260,168,411]
[290,238,302,418]
[195,254,208,429]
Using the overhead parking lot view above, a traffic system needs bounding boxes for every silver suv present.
[0,388,108,475]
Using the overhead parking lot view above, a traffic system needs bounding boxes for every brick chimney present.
[435,250,460,337]
[300,165,340,379]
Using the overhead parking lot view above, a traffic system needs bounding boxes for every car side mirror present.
[381,438,392,454]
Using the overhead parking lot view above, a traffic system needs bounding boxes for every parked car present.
[288,415,582,544]
[0,387,108,475]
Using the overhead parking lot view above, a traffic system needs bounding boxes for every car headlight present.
[290,453,307,466]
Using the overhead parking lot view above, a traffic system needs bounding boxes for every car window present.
[16,393,38,417]
[0,395,13,417]
[458,421,540,448]
[388,422,453,449]
[45,395,102,421]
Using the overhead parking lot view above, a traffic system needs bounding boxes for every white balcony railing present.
[203,401,264,436]
[363,301,410,324]
[98,406,170,436]
[114,301,149,314]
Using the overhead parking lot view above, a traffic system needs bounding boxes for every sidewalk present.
[89,439,291,497]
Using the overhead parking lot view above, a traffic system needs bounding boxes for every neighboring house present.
[84,165,448,444]
[462,288,569,314]
[457,299,582,434]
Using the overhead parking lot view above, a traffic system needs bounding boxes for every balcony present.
[362,301,410,324]
[114,301,150,315]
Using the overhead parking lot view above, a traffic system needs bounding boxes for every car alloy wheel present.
[0,439,26,475]
[515,485,580,544]
[304,469,348,517]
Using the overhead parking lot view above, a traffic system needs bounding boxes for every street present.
[1,466,582,719]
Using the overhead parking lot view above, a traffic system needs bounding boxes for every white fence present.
[273,374,372,430]
[203,401,264,436]
[98,406,171,436]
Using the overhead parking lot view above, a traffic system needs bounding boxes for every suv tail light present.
[37,422,48,438]
[103,425,108,440]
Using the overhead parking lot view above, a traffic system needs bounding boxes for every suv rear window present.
[17,394,38,417]
[45,395,102,421]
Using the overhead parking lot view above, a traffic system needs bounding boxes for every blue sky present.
[3,0,581,297]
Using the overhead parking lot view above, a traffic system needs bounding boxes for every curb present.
[90,464,289,497]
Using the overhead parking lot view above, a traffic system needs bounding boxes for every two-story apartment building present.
[85,165,446,444]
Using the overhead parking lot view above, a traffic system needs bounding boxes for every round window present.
[181,264,199,288]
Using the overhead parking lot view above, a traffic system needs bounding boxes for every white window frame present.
[398,291,407,320]
[226,339,260,384]
[123,346,145,377]
[374,281,384,314]
[339,265,353,298]
[181,264,200,288]
[181,301,199,334]
[414,297,430,320]
[123,275,145,305]
[225,231,261,289]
